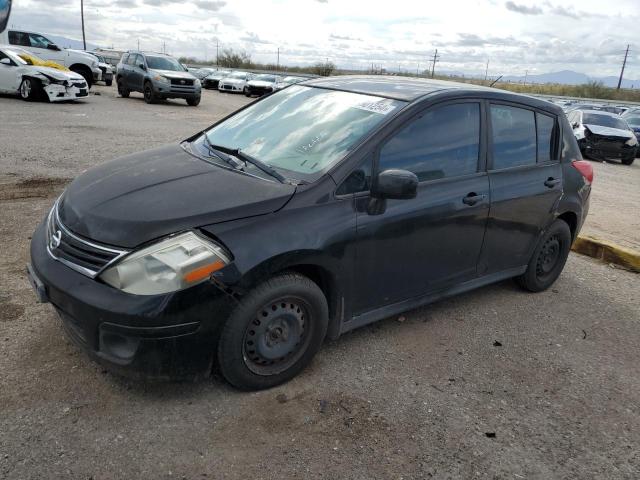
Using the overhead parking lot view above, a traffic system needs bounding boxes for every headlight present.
[92,60,98,68]
[153,74,170,84]
[194,78,201,87]
[100,232,231,295]
[626,135,638,146]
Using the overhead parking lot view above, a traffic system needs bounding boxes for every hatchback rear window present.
[490,105,536,169]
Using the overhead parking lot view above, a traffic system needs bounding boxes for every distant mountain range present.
[441,69,639,89]
[45,34,98,52]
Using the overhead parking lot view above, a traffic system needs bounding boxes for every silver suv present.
[116,51,201,106]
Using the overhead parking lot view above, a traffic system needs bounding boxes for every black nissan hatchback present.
[28,76,593,390]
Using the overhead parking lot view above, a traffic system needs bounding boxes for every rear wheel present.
[217,272,328,390]
[117,78,130,98]
[516,219,572,292]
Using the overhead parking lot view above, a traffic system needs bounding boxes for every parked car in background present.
[202,69,229,89]
[621,111,640,150]
[218,70,253,93]
[92,53,113,86]
[116,51,201,106]
[28,76,592,390]
[245,73,280,97]
[0,45,88,101]
[190,67,216,80]
[274,75,306,90]
[567,109,637,164]
[0,29,101,87]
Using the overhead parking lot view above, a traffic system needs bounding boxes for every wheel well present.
[70,63,91,74]
[282,264,341,339]
[557,211,578,240]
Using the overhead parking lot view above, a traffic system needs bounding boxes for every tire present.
[19,78,41,102]
[516,219,572,292]
[243,87,250,97]
[217,272,329,390]
[117,78,130,98]
[70,66,93,89]
[186,96,201,106]
[143,82,157,104]
[105,78,113,87]
[621,155,635,165]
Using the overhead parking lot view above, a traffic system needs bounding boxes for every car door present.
[0,51,19,93]
[352,100,490,314]
[127,54,144,91]
[26,32,66,65]
[479,103,563,274]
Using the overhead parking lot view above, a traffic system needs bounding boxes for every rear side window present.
[379,102,480,182]
[8,31,30,46]
[536,113,557,163]
[490,105,536,169]
[121,53,129,64]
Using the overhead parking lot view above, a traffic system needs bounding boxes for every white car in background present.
[0,45,88,101]
[218,70,254,93]
[274,75,307,90]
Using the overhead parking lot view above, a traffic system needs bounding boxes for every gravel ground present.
[1,85,639,479]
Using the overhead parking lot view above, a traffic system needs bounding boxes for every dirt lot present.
[1,86,639,479]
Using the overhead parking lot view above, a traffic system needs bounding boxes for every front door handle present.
[462,193,486,206]
[544,177,561,188]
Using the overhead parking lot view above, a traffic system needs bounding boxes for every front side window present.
[28,33,54,49]
[145,56,184,71]
[336,158,373,195]
[490,104,536,169]
[379,102,480,182]
[126,54,138,66]
[203,85,405,181]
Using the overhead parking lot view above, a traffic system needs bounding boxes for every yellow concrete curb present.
[572,235,640,273]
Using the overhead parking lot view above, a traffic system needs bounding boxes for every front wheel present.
[516,219,572,292]
[105,78,113,87]
[186,96,201,106]
[621,154,635,165]
[217,272,329,390]
[143,82,157,104]
[19,78,41,101]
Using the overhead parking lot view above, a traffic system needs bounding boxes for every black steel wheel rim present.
[242,297,311,376]
[144,86,152,100]
[536,234,561,278]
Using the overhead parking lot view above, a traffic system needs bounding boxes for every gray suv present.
[116,51,201,106]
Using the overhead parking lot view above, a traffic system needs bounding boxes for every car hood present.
[149,69,196,80]
[584,124,634,139]
[248,80,274,87]
[58,144,296,248]
[67,49,100,63]
[31,66,84,82]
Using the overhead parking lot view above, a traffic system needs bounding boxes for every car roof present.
[578,109,620,118]
[302,75,501,102]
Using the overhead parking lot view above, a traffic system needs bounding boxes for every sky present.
[7,0,640,78]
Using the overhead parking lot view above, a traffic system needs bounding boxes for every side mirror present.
[572,122,579,129]
[0,57,12,66]
[47,43,61,51]
[139,63,146,70]
[373,169,418,200]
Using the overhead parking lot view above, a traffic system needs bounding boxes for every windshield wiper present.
[204,140,287,184]
[201,134,245,170]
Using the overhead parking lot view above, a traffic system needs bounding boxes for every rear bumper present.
[29,220,235,380]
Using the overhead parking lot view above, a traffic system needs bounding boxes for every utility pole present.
[137,38,140,51]
[524,69,528,86]
[484,59,489,82]
[162,41,166,54]
[80,0,86,50]
[216,39,219,66]
[430,49,439,78]
[277,47,279,71]
[618,44,630,90]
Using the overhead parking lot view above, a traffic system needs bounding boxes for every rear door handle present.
[544,177,561,188]
[462,193,487,206]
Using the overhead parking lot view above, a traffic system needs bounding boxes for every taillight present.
[572,160,593,184]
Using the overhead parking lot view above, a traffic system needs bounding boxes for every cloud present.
[240,31,270,44]
[329,33,361,41]
[505,1,543,15]
[193,0,226,10]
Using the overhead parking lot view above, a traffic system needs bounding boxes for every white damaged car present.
[0,45,89,101]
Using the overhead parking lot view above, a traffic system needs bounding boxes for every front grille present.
[169,86,196,94]
[72,82,86,89]
[46,200,129,278]
[170,78,194,86]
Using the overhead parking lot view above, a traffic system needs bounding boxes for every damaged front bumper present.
[44,82,89,102]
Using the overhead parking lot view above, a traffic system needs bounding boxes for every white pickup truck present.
[0,29,101,87]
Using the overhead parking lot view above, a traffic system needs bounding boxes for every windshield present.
[204,85,405,181]
[583,113,628,130]
[623,116,640,127]
[228,71,247,79]
[146,56,185,72]
[255,74,276,82]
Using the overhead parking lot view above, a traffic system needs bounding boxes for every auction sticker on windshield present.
[353,100,397,115]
